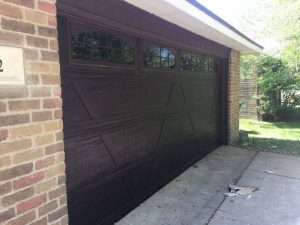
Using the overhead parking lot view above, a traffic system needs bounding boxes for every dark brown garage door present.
[58,8,226,225]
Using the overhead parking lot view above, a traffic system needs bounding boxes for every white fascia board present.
[124,0,263,54]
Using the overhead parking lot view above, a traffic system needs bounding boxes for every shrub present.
[242,55,300,121]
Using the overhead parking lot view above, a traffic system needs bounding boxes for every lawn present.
[239,119,300,155]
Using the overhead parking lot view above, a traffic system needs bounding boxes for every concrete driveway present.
[116,146,300,225]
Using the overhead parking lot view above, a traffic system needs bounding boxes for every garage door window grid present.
[70,23,218,73]
[72,31,135,65]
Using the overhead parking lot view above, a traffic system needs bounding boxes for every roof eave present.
[124,0,263,54]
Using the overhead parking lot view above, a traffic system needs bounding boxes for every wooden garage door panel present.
[64,136,116,191]
[72,78,172,120]
[159,113,195,146]
[182,76,217,104]
[123,162,153,199]
[68,178,133,225]
[167,83,187,106]
[102,121,163,164]
[62,82,91,122]
[190,108,212,134]
[150,140,199,185]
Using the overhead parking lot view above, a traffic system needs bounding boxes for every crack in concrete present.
[205,149,260,225]
[247,168,300,181]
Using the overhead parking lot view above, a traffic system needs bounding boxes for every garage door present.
[59,16,224,225]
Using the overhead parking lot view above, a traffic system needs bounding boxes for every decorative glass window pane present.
[181,52,215,74]
[197,55,204,72]
[204,56,214,72]
[72,30,135,65]
[181,52,203,72]
[153,57,161,68]
[143,43,176,70]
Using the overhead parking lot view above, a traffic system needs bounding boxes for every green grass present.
[239,119,300,155]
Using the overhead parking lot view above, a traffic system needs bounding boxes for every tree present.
[239,0,300,121]
[243,55,300,121]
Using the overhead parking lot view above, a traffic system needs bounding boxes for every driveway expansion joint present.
[205,149,260,225]
[247,168,300,181]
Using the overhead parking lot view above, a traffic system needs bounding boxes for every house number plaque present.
[0,59,3,72]
[0,46,25,85]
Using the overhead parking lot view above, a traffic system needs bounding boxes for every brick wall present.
[240,77,258,119]
[228,49,241,145]
[0,1,68,225]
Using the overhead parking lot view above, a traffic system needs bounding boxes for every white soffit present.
[124,0,263,54]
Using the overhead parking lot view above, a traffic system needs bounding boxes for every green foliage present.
[281,35,300,74]
[240,55,259,79]
[237,0,300,74]
[242,55,300,121]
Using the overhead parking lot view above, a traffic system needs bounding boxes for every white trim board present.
[124,0,263,54]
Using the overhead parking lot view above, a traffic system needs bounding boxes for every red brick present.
[0,31,24,45]
[26,36,48,48]
[3,0,34,9]
[44,120,63,132]
[45,164,65,178]
[31,87,51,97]
[0,139,32,155]
[48,15,57,27]
[26,74,40,85]
[45,142,64,155]
[57,175,66,185]
[14,148,44,164]
[10,124,42,138]
[0,2,23,19]
[6,210,36,225]
[0,102,6,112]
[0,182,12,195]
[0,156,11,168]
[29,217,47,225]
[35,133,54,146]
[13,171,45,190]
[0,86,28,99]
[27,62,51,73]
[50,40,58,50]
[55,132,63,142]
[0,113,30,126]
[41,75,60,85]
[54,110,63,119]
[17,194,47,214]
[0,129,9,141]
[38,26,57,38]
[60,215,68,225]
[43,98,62,109]
[48,206,68,223]
[32,111,53,122]
[59,195,67,207]
[0,163,33,182]
[9,100,40,112]
[0,208,15,224]
[1,18,35,34]
[38,200,58,217]
[41,50,59,62]
[53,86,61,96]
[2,187,34,207]
[35,156,55,170]
[38,1,56,15]
[49,185,66,200]
[24,49,39,61]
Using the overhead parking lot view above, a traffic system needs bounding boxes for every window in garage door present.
[70,23,136,65]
